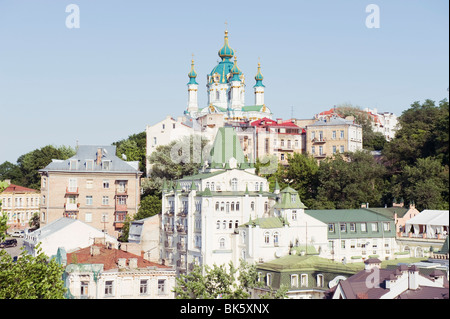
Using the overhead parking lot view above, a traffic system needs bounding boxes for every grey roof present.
[39,145,142,174]
[307,116,360,127]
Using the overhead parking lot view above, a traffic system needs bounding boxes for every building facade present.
[305,116,363,161]
[0,183,40,231]
[39,145,142,238]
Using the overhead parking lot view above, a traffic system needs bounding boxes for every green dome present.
[230,56,241,82]
[254,62,265,87]
[187,59,198,85]
[218,30,234,61]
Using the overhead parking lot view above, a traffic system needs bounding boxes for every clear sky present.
[0,0,448,164]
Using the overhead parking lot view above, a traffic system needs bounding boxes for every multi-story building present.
[0,183,40,231]
[251,117,305,165]
[63,244,176,299]
[305,208,398,263]
[39,145,142,238]
[305,116,363,161]
[160,127,328,275]
[364,107,399,141]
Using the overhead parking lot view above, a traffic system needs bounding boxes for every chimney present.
[129,258,138,269]
[408,265,419,290]
[97,148,103,165]
[90,245,101,256]
[429,270,445,286]
[118,258,127,269]
[364,258,381,270]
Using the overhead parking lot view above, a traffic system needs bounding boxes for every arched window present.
[235,220,239,228]
[216,90,220,101]
[231,202,235,211]
[236,201,240,211]
[254,182,259,191]
[219,237,225,249]
[229,220,233,229]
[221,202,225,211]
[264,231,270,244]
[251,201,255,211]
[206,182,210,189]
[211,182,215,191]
[273,232,279,246]
[216,220,220,229]
[226,202,230,213]
[215,202,219,211]
[223,220,226,229]
[317,274,324,288]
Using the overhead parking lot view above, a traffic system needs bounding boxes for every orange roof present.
[2,184,38,193]
[66,245,170,271]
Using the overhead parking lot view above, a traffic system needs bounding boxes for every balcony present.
[164,225,174,234]
[313,153,327,158]
[115,203,127,211]
[64,202,79,211]
[177,242,186,251]
[114,212,127,228]
[65,187,79,195]
[177,225,187,234]
[177,210,188,217]
[164,241,174,250]
[63,211,78,219]
[311,137,326,144]
[115,188,128,196]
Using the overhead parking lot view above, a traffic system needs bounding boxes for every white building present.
[160,127,327,274]
[23,217,118,257]
[63,245,176,299]
[364,107,400,141]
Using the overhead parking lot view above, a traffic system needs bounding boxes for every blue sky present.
[0,0,448,164]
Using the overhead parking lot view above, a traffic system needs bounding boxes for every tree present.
[312,151,386,209]
[134,195,161,220]
[0,210,66,298]
[15,145,76,190]
[173,259,287,299]
[113,131,147,174]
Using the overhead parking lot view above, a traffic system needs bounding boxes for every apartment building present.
[305,116,363,161]
[0,183,40,231]
[251,117,305,165]
[39,145,142,238]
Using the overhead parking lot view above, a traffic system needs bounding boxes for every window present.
[68,178,77,192]
[301,274,308,287]
[103,180,109,189]
[229,220,233,229]
[80,281,89,297]
[340,145,344,153]
[86,180,93,189]
[251,201,255,211]
[311,146,315,154]
[371,223,379,232]
[104,280,114,296]
[383,222,390,231]
[216,220,220,229]
[153,137,157,145]
[340,130,344,139]
[332,131,336,139]
[231,202,235,211]
[226,202,230,213]
[231,178,238,191]
[236,202,240,211]
[235,220,239,228]
[215,202,219,211]
[317,274,324,288]
[102,196,109,205]
[361,223,367,232]
[220,202,225,211]
[341,240,346,249]
[295,140,299,148]
[273,232,279,246]
[281,139,285,147]
[206,182,210,190]
[210,182,215,191]
[158,279,166,295]
[319,146,323,155]
[216,90,220,100]
[223,220,226,229]
[280,154,285,161]
[291,275,299,288]
[333,145,337,154]
[350,223,356,232]
[219,237,225,249]
[140,280,148,295]
[70,159,77,170]
[86,196,93,205]
[86,160,94,170]
[340,223,346,232]
[102,160,111,170]
[264,232,270,244]
[266,273,272,286]
[292,210,297,221]
[85,212,92,223]
[328,223,335,232]
[291,194,296,203]
[287,140,291,149]
[101,213,108,222]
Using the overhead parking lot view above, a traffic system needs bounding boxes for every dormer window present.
[291,194,296,203]
[102,160,111,170]
[70,160,77,170]
[86,160,94,170]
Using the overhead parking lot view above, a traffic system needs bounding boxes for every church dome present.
[218,30,234,60]
[187,58,198,85]
[254,62,265,87]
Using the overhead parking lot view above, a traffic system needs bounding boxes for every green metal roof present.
[305,208,393,223]
[209,127,246,166]
[241,216,288,229]
[273,186,307,209]
[365,207,407,219]
[179,170,226,181]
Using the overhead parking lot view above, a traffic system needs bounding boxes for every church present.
[185,29,273,122]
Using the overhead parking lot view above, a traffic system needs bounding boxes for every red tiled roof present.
[66,245,170,271]
[1,184,38,193]
[250,117,300,128]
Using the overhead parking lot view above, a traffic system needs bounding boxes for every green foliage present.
[0,216,66,298]
[113,131,147,174]
[1,145,76,190]
[134,195,162,220]
[173,260,287,299]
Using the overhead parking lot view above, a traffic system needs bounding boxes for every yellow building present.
[0,182,40,231]
[305,116,363,161]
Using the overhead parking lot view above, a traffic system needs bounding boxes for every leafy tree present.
[173,259,287,299]
[113,131,147,174]
[0,161,22,185]
[134,195,162,220]
[312,151,386,209]
[15,145,76,190]
[0,210,66,298]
